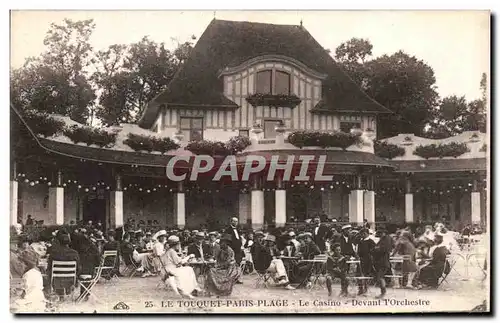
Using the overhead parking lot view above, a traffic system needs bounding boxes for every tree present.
[11,19,97,124]
[335,39,439,138]
[426,95,469,138]
[93,36,194,125]
[425,74,487,137]
[334,38,372,88]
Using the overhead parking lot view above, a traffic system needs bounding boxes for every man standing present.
[311,216,328,252]
[207,231,220,258]
[373,227,392,298]
[225,217,243,284]
[225,217,243,265]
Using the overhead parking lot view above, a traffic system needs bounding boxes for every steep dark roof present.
[139,19,391,128]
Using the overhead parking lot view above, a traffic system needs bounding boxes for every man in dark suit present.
[187,232,210,260]
[207,231,220,258]
[373,227,392,298]
[225,217,243,284]
[311,216,329,252]
[225,217,243,265]
[340,224,356,257]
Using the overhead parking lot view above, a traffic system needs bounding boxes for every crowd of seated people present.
[10,214,480,310]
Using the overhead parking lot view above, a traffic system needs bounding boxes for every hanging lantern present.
[78,185,82,189]
[92,187,96,190]
[63,183,66,187]
[47,182,52,186]
[124,187,127,191]
[24,179,29,183]
[329,185,334,189]
[35,180,39,184]
[106,186,110,190]
[320,187,324,191]
[85,188,89,192]
[147,190,151,193]
[139,188,143,191]
[29,181,35,186]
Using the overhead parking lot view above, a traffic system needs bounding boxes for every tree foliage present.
[425,75,487,138]
[11,19,97,124]
[11,19,194,126]
[335,39,440,138]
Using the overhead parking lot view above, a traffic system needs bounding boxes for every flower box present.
[374,141,406,159]
[23,111,65,138]
[413,142,470,159]
[63,125,117,148]
[287,131,362,150]
[246,93,302,108]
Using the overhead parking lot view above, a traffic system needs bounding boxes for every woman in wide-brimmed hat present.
[12,249,46,313]
[162,235,201,298]
[205,233,242,296]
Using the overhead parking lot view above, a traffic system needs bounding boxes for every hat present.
[20,249,39,268]
[341,224,352,231]
[167,235,180,244]
[331,219,337,222]
[254,230,265,237]
[288,231,296,237]
[297,233,305,240]
[220,234,232,243]
[146,231,152,236]
[264,234,276,243]
[303,232,313,238]
[195,232,205,238]
[155,230,167,239]
[208,231,218,236]
[192,230,199,234]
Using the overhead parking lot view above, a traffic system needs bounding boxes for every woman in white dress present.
[12,249,47,313]
[164,235,201,298]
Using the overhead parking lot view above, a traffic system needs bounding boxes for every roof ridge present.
[214,19,300,28]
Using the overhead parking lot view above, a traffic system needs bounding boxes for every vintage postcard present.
[9,10,490,314]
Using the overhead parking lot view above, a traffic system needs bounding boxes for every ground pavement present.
[13,236,490,314]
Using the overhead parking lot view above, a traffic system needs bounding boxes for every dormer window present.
[255,69,290,95]
[340,115,362,133]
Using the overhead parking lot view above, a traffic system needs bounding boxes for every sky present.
[10,10,490,101]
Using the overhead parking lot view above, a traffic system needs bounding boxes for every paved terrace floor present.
[12,236,489,314]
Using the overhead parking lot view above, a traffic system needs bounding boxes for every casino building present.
[10,19,488,231]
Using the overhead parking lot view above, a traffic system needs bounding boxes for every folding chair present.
[385,256,404,288]
[255,270,272,288]
[50,260,77,300]
[438,254,454,287]
[98,250,119,283]
[76,263,104,303]
[122,254,140,278]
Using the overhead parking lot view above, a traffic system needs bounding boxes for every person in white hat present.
[162,235,200,298]
[340,224,356,257]
[137,230,167,277]
[254,235,295,290]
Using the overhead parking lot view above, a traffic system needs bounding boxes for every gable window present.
[256,70,272,94]
[180,117,203,142]
[340,115,362,133]
[263,119,283,139]
[275,71,290,95]
[255,69,291,95]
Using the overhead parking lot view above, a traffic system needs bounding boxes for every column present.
[275,176,286,227]
[48,171,64,225]
[174,181,186,228]
[110,174,124,228]
[405,176,414,224]
[238,192,251,225]
[363,175,375,230]
[349,174,364,225]
[250,176,264,229]
[471,179,481,225]
[10,162,18,226]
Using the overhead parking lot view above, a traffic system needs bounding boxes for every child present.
[326,243,349,297]
[13,250,47,313]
